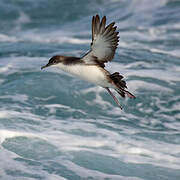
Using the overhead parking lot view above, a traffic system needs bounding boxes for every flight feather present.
[82,15,119,67]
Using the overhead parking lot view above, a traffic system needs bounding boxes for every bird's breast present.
[55,63,111,87]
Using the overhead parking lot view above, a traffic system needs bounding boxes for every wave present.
[1,0,180,179]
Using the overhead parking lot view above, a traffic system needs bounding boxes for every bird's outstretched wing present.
[82,15,119,67]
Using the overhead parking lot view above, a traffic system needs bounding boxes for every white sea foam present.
[43,128,180,169]
[127,80,173,92]
[44,104,86,115]
[47,175,68,180]
[0,34,17,42]
[150,48,180,58]
[0,94,28,104]
[24,112,179,170]
[0,64,12,73]
[0,111,10,119]
[107,62,180,83]
[21,30,91,44]
[47,122,180,169]
[0,30,90,45]
[81,86,112,108]
[0,129,36,144]
[0,56,46,75]
[0,3,179,180]
[0,103,180,173]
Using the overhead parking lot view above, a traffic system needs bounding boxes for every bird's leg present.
[105,88,122,109]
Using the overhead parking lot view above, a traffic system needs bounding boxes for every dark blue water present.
[0,0,180,179]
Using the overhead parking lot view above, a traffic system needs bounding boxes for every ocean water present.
[0,0,180,179]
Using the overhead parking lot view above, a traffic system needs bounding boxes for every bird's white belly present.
[56,64,111,87]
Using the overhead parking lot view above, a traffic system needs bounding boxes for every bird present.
[41,14,135,109]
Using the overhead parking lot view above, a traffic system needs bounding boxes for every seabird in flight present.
[41,15,135,109]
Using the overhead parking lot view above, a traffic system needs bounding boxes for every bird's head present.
[41,55,64,69]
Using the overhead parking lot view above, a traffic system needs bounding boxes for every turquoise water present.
[0,0,180,179]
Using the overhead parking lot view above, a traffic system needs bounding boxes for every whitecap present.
[0,34,17,42]
[0,129,36,144]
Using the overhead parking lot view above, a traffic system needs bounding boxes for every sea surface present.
[0,0,180,180]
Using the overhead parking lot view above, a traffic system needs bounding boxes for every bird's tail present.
[109,72,136,99]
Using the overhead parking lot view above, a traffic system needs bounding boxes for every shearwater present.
[41,15,135,109]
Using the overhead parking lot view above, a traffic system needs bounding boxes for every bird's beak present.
[41,63,52,70]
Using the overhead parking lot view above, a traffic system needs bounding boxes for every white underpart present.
[54,63,113,88]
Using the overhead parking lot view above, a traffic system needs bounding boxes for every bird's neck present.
[61,56,83,65]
